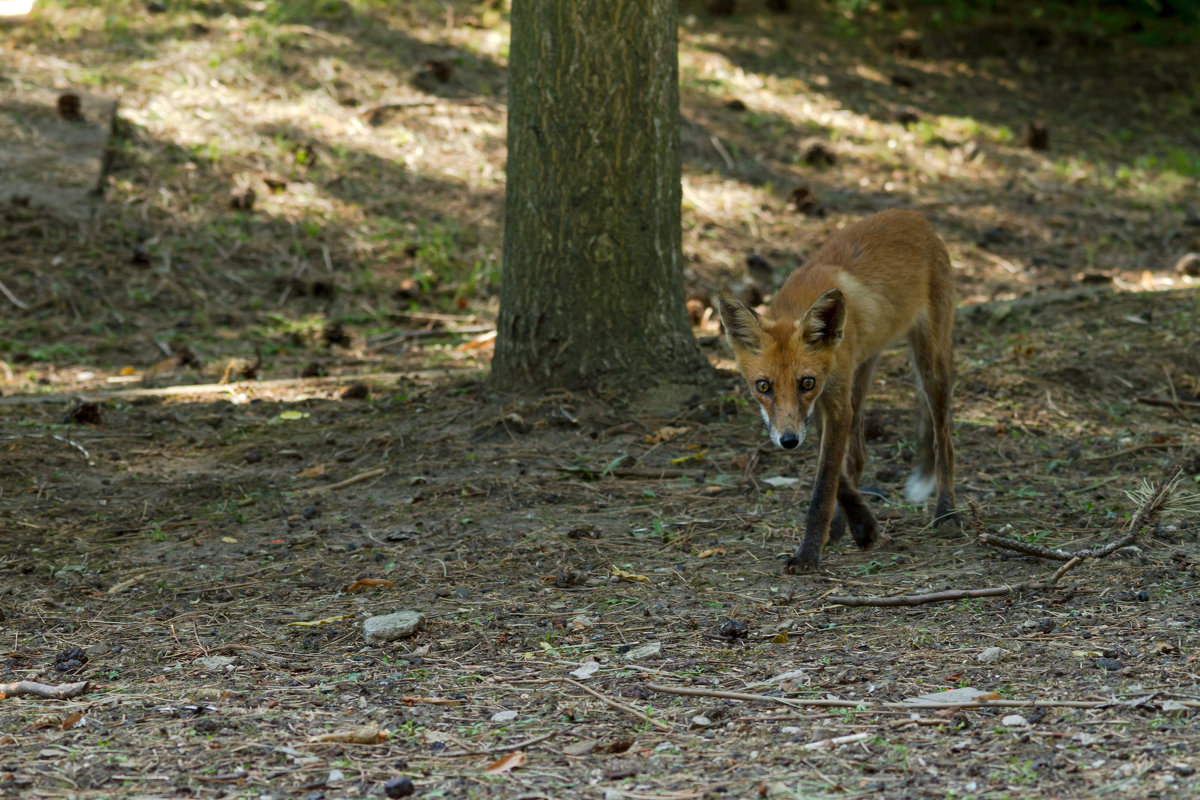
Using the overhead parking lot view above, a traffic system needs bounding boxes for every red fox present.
[717,210,958,572]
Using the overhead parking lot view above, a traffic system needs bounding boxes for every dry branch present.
[0,277,29,310]
[644,683,1184,711]
[0,680,90,700]
[557,677,673,731]
[830,467,1183,609]
[1136,395,1200,410]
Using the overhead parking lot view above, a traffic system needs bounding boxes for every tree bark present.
[492,0,710,392]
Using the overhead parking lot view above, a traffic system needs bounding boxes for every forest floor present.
[2,1,1200,799]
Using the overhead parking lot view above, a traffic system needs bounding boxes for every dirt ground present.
[2,2,1200,799]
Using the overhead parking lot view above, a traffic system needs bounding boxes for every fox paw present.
[849,516,878,549]
[828,507,848,543]
[784,549,820,573]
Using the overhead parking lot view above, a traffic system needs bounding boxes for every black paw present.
[785,545,821,573]
[849,515,878,549]
[828,506,848,543]
[933,498,960,529]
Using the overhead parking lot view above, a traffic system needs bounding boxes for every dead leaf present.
[346,578,395,593]
[399,695,464,706]
[107,574,145,594]
[670,448,707,465]
[297,464,327,479]
[309,724,388,744]
[905,687,1000,705]
[484,750,527,773]
[771,631,789,644]
[60,711,84,730]
[285,614,357,627]
[610,565,650,583]
[1149,640,1176,654]
[696,548,726,559]
[562,739,598,756]
[643,425,689,444]
[456,330,496,352]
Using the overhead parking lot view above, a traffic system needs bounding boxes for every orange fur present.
[718,210,958,572]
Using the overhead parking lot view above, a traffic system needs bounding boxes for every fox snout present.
[761,408,807,450]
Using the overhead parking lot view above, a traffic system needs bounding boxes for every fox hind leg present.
[907,313,957,526]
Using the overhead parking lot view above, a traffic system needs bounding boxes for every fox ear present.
[716,290,763,352]
[801,288,846,346]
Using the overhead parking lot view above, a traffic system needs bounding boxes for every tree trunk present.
[492,0,710,392]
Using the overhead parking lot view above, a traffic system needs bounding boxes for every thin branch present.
[829,586,1019,607]
[0,680,90,700]
[0,434,90,460]
[644,683,1179,711]
[557,677,672,731]
[831,467,1183,608]
[1137,395,1200,410]
[0,277,29,310]
[432,730,560,758]
[307,467,387,492]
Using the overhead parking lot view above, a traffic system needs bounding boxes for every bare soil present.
[2,2,1200,799]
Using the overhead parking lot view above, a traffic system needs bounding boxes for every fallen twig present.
[308,467,387,492]
[0,680,90,700]
[0,277,29,310]
[432,730,560,758]
[644,683,1180,711]
[830,466,1183,608]
[0,434,90,460]
[1137,395,1200,410]
[558,677,673,731]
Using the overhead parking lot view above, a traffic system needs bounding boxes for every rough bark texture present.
[492,0,710,392]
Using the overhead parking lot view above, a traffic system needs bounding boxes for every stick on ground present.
[0,680,90,700]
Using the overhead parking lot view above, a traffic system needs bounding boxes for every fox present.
[717,209,958,572]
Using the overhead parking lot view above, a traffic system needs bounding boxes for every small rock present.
[977,646,1007,664]
[490,710,518,723]
[978,226,1009,248]
[1001,714,1028,727]
[327,769,344,784]
[893,106,921,126]
[364,611,424,644]
[623,642,662,662]
[57,92,83,122]
[384,776,415,798]
[788,184,821,214]
[243,449,262,464]
[690,715,712,728]
[802,140,837,167]
[781,725,802,734]
[1173,252,1200,277]
[717,619,749,640]
[1096,657,1123,671]
[341,382,369,400]
[570,662,601,680]
[63,401,102,425]
[1136,590,1150,601]
[197,655,236,670]
[893,28,922,58]
[1022,120,1049,151]
[229,187,256,211]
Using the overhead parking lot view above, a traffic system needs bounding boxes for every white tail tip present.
[905,471,936,502]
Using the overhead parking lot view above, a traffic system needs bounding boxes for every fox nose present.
[779,433,800,450]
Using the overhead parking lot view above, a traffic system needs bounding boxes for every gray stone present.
[363,610,423,644]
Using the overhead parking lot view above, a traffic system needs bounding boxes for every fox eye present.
[799,376,816,391]
[754,379,771,394]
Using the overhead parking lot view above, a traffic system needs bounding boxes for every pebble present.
[363,611,424,644]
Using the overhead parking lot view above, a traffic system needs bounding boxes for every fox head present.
[716,289,847,450]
